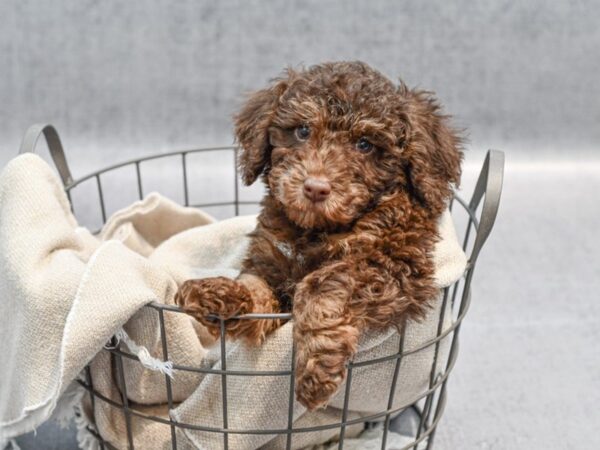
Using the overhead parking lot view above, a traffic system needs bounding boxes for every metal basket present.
[20,124,504,450]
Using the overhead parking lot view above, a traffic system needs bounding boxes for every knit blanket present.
[0,154,467,449]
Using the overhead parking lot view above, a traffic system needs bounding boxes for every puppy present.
[176,61,462,410]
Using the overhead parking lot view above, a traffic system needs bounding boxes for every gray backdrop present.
[1,0,599,171]
[2,1,600,450]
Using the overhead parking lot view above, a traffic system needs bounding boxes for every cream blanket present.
[0,154,467,449]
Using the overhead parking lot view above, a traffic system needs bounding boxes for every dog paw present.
[295,352,347,411]
[175,277,252,335]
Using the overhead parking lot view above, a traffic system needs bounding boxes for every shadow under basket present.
[20,124,504,450]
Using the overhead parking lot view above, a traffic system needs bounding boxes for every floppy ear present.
[234,79,288,185]
[403,88,463,215]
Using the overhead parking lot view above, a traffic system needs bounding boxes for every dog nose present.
[303,178,331,202]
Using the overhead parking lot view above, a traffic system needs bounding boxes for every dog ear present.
[402,88,463,215]
[234,79,289,185]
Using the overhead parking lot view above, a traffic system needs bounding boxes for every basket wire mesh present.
[19,124,504,450]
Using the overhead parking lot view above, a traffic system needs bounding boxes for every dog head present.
[234,61,463,230]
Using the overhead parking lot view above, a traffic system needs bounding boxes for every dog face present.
[235,61,462,229]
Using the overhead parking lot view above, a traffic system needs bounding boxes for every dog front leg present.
[176,273,283,345]
[292,262,361,410]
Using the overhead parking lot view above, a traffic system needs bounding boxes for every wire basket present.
[20,124,504,450]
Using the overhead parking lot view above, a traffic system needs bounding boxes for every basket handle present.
[19,124,74,186]
[467,149,505,264]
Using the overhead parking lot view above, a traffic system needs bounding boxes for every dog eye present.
[295,125,311,141]
[355,137,374,153]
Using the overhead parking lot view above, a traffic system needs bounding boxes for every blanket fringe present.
[70,329,174,450]
[113,328,174,378]
[51,382,85,429]
[2,439,20,450]
[73,405,101,450]
[47,381,101,449]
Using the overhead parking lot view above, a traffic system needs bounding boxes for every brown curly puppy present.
[176,61,463,410]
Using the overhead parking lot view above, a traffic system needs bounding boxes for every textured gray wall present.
[1,0,599,173]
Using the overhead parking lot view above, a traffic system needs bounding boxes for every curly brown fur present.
[176,275,283,345]
[177,61,463,410]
